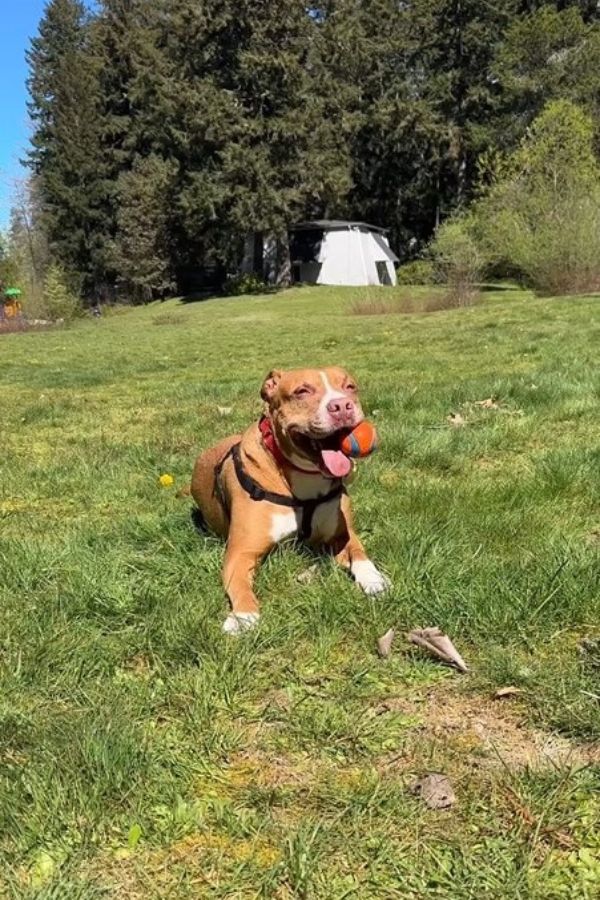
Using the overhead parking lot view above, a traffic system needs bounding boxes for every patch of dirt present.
[224,747,314,791]
[377,683,599,775]
[586,527,600,546]
[85,831,280,899]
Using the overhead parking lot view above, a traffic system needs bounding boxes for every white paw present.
[222,612,260,635]
[351,560,391,596]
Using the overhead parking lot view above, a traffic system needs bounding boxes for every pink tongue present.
[320,449,352,478]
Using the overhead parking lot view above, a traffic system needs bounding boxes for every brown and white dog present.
[191,366,390,633]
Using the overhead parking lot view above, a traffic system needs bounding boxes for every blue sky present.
[0,1,47,229]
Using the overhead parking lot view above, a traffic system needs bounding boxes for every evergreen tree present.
[112,154,177,301]
[43,261,83,320]
[213,1,352,281]
[26,0,106,296]
[148,0,244,284]
[322,1,521,254]
[493,4,600,145]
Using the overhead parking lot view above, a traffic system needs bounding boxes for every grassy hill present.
[1,285,599,897]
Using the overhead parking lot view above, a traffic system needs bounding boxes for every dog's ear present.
[260,369,282,402]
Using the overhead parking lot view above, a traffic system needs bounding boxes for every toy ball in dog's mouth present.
[293,422,377,477]
[339,421,378,459]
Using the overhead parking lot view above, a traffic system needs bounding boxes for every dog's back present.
[191,434,241,538]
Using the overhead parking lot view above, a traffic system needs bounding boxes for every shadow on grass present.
[479,281,525,292]
[178,285,284,305]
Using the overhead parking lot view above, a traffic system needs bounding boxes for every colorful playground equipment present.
[1,287,23,320]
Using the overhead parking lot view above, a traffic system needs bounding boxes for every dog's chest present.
[307,496,341,542]
[268,496,340,544]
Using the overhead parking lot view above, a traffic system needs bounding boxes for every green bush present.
[43,264,84,322]
[395,259,436,285]
[473,100,600,295]
[429,218,483,306]
[223,272,267,296]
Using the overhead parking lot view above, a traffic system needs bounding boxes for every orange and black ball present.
[340,421,378,458]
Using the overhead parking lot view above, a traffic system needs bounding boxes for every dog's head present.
[260,367,364,477]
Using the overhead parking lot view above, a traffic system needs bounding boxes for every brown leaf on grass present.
[377,628,395,659]
[407,627,469,672]
[447,412,466,427]
[475,397,499,410]
[493,686,523,699]
[410,773,456,809]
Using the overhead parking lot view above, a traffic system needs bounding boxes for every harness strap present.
[213,442,343,540]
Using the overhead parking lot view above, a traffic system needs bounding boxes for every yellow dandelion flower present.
[158,473,174,487]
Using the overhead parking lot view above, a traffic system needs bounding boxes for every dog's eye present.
[294,385,312,397]
[345,383,357,392]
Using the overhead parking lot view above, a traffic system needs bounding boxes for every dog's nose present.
[327,399,356,426]
[327,399,354,416]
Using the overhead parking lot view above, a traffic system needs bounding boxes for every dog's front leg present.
[329,496,390,596]
[221,517,274,634]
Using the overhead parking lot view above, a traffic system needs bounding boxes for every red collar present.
[259,416,324,476]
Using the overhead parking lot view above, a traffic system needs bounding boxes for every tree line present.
[6,0,600,303]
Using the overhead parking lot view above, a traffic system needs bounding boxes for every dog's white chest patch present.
[270,510,300,543]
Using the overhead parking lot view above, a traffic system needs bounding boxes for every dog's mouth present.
[289,428,353,478]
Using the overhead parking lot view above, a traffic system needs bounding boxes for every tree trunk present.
[253,231,264,277]
[274,232,291,287]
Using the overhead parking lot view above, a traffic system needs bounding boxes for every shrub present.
[223,272,267,295]
[349,291,461,316]
[350,295,413,316]
[43,264,83,322]
[473,100,600,295]
[396,259,436,285]
[429,218,483,306]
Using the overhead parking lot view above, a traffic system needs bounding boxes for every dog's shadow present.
[191,507,208,534]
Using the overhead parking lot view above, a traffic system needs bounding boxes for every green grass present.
[1,284,599,897]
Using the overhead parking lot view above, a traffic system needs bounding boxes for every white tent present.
[289,220,398,286]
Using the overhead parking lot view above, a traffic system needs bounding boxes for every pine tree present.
[320,0,439,252]
[112,154,177,301]
[93,1,160,279]
[319,1,521,255]
[43,262,82,320]
[26,0,107,296]
[493,4,600,146]
[149,0,243,284]
[220,1,354,282]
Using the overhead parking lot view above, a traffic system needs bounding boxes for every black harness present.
[214,442,344,540]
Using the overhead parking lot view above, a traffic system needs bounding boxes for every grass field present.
[1,285,599,898]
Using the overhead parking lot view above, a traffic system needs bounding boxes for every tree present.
[6,178,49,304]
[0,232,19,291]
[26,0,106,296]
[217,1,353,283]
[493,5,600,147]
[43,262,83,320]
[321,1,522,256]
[112,154,177,301]
[473,100,600,294]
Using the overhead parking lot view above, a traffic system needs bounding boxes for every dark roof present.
[289,219,388,234]
[372,231,399,263]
